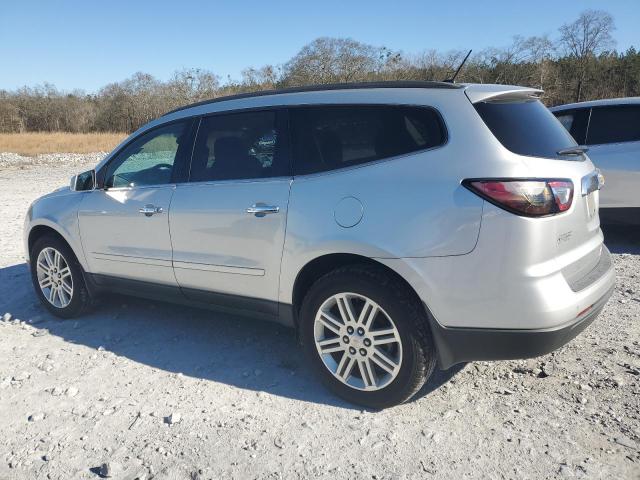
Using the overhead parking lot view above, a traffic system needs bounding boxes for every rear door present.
[78,119,194,285]
[169,109,291,315]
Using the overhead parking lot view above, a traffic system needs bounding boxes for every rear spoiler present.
[463,84,543,104]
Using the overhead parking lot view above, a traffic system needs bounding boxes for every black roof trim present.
[163,81,462,116]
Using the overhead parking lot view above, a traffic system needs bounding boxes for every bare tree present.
[167,68,220,106]
[240,65,280,90]
[283,37,385,85]
[559,9,616,101]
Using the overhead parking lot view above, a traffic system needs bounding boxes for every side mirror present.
[70,170,95,192]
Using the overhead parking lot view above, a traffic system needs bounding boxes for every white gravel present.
[0,153,639,479]
[0,152,107,170]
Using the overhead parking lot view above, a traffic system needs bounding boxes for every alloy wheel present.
[36,247,73,308]
[313,292,403,391]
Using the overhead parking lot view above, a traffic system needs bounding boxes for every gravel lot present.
[0,153,639,480]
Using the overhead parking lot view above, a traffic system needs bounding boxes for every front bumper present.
[428,282,614,369]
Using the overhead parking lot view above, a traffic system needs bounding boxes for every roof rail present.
[163,80,462,116]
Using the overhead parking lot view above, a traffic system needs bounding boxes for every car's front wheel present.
[300,265,436,409]
[30,234,90,318]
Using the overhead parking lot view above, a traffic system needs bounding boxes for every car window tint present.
[290,105,446,175]
[586,105,640,145]
[556,113,574,131]
[105,121,188,188]
[553,108,590,145]
[475,99,577,159]
[190,110,287,182]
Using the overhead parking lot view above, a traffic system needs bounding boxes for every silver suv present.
[24,82,615,408]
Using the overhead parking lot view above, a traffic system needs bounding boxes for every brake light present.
[463,179,574,217]
[547,181,573,211]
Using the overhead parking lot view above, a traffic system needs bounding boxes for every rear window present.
[586,105,640,145]
[290,105,446,175]
[475,99,577,159]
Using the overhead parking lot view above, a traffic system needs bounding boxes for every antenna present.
[444,49,472,83]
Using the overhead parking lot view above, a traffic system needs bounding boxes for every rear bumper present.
[429,283,614,369]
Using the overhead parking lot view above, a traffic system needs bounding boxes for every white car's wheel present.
[313,292,403,392]
[301,265,435,409]
[30,235,90,318]
[36,247,74,309]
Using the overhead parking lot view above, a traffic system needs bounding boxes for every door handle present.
[246,204,280,216]
[139,204,163,217]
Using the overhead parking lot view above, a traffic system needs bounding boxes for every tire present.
[30,234,91,319]
[299,264,436,409]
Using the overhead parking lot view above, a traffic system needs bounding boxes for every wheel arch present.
[28,224,67,255]
[290,253,425,327]
[27,222,88,271]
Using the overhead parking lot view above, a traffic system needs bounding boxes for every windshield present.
[475,99,579,159]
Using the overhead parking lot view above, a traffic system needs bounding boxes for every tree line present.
[1,9,638,134]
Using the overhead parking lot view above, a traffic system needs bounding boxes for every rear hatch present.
[465,85,604,287]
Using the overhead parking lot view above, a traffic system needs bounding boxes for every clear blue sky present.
[1,0,638,92]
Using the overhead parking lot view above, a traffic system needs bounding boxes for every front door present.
[78,119,193,285]
[169,109,291,315]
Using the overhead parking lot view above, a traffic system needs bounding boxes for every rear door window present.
[586,105,640,145]
[189,110,289,182]
[474,99,577,159]
[290,105,446,175]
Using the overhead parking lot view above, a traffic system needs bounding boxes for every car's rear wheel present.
[300,265,436,409]
[30,235,90,318]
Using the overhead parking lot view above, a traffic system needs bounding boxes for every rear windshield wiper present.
[557,146,589,156]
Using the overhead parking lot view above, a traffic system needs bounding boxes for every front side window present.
[104,121,189,188]
[190,110,288,182]
[290,105,446,175]
[586,105,640,145]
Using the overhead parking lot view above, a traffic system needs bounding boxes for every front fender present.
[24,192,88,271]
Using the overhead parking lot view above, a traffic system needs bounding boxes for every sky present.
[1,0,638,93]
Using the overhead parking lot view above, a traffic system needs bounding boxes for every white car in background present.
[550,98,640,225]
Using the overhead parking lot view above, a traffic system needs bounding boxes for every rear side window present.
[290,105,446,175]
[475,99,577,159]
[586,106,640,145]
[553,108,590,145]
[190,110,289,182]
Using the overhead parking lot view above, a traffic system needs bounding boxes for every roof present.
[163,81,463,116]
[550,97,640,111]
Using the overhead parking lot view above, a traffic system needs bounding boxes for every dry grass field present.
[0,132,127,156]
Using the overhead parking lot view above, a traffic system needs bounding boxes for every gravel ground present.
[0,153,639,480]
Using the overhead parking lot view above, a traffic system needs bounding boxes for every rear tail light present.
[463,179,574,217]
